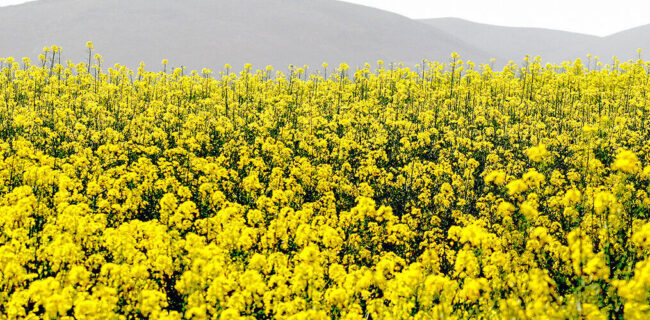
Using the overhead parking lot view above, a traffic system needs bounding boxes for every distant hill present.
[420,17,650,65]
[2,1,648,71]
[0,0,495,71]
[420,18,601,65]
[595,25,650,62]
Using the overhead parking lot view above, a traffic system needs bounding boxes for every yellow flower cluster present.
[0,48,649,319]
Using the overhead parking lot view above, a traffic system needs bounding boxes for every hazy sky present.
[0,0,647,36]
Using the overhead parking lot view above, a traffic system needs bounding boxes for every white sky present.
[0,0,31,6]
[0,0,648,36]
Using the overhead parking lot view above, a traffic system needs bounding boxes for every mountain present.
[0,0,496,71]
[420,17,650,65]
[420,17,601,65]
[596,25,650,62]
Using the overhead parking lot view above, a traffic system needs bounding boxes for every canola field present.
[0,47,649,319]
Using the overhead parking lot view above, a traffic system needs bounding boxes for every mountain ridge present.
[421,17,650,64]
[1,0,649,70]
[0,0,496,70]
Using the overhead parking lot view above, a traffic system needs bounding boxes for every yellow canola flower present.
[526,143,550,162]
[0,50,649,319]
[506,179,528,195]
[522,170,545,188]
[563,188,582,207]
[594,191,616,215]
[612,149,639,173]
[519,200,539,221]
[497,201,516,217]
[484,170,507,185]
[642,165,650,179]
[582,124,597,135]
[568,230,609,280]
[457,277,489,303]
[632,222,650,250]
